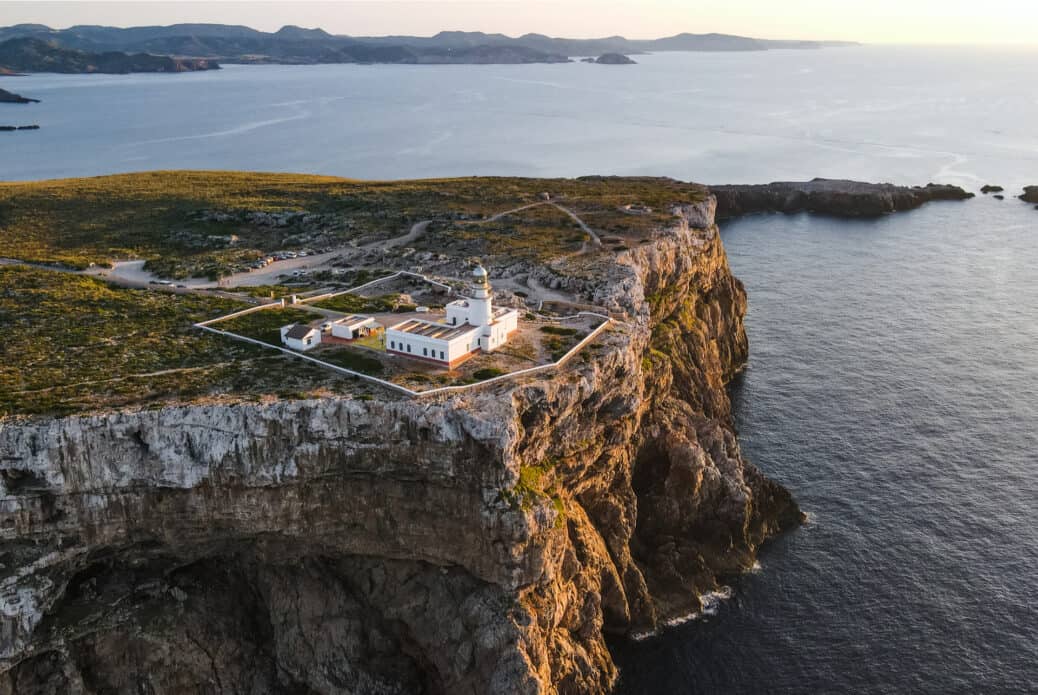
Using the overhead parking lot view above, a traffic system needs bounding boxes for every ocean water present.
[3,46,1037,692]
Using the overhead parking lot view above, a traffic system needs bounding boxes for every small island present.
[980,185,1004,194]
[1020,186,1038,204]
[586,52,637,64]
[0,87,38,103]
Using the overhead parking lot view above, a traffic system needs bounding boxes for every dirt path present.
[550,203,602,247]
[470,201,602,248]
[378,220,431,250]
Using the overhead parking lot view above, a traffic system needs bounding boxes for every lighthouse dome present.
[473,265,488,278]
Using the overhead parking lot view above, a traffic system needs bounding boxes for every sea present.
[3,45,1037,693]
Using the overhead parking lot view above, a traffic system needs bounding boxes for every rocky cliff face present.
[0,198,801,694]
[710,178,974,220]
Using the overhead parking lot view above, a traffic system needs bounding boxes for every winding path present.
[473,201,602,248]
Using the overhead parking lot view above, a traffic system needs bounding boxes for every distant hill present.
[0,23,857,70]
[0,37,219,73]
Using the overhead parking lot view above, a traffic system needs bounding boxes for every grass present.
[312,293,399,314]
[218,307,316,345]
[316,347,384,375]
[539,325,579,337]
[0,267,389,417]
[500,459,563,513]
[0,267,327,416]
[473,367,505,380]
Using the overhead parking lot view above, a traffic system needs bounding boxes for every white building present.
[330,314,379,340]
[386,266,520,368]
[280,323,322,351]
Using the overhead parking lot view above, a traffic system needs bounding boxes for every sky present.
[2,0,1036,45]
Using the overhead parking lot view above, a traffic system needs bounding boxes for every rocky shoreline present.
[1020,186,1038,205]
[709,178,974,220]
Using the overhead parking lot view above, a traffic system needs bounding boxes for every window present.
[423,347,428,357]
[451,317,456,325]
[407,344,411,353]
[440,351,445,360]
[306,337,312,345]
[390,341,395,350]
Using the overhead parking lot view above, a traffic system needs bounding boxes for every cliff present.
[710,178,974,220]
[0,198,800,694]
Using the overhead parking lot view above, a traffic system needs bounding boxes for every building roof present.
[334,314,376,328]
[284,324,318,340]
[388,319,476,342]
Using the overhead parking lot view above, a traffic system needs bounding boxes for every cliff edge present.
[0,194,800,694]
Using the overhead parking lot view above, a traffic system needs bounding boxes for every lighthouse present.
[468,265,494,328]
[390,264,521,366]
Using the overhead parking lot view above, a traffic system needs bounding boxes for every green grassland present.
[0,267,359,417]
[0,171,707,277]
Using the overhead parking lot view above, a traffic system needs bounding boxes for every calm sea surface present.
[3,46,1037,693]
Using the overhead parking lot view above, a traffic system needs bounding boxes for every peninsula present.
[0,86,38,103]
[0,37,219,74]
[0,171,963,693]
[710,178,974,220]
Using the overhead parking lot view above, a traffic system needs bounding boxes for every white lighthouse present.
[388,264,520,366]
[467,265,494,327]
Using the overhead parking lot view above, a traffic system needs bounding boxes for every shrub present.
[539,325,579,337]
[319,348,384,375]
[473,368,505,380]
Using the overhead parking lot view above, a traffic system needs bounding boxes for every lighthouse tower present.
[468,265,494,327]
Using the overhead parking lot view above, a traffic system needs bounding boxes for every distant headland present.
[0,23,859,71]
[0,36,218,74]
[0,86,38,103]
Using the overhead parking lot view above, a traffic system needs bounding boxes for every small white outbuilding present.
[280,323,322,351]
[330,314,379,340]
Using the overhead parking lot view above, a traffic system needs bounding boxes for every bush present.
[319,348,384,375]
[473,367,505,380]
[539,325,579,337]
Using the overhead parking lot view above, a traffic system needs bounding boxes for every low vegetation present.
[0,171,706,277]
[0,267,356,416]
[317,348,385,375]
[217,307,315,344]
[312,293,400,314]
